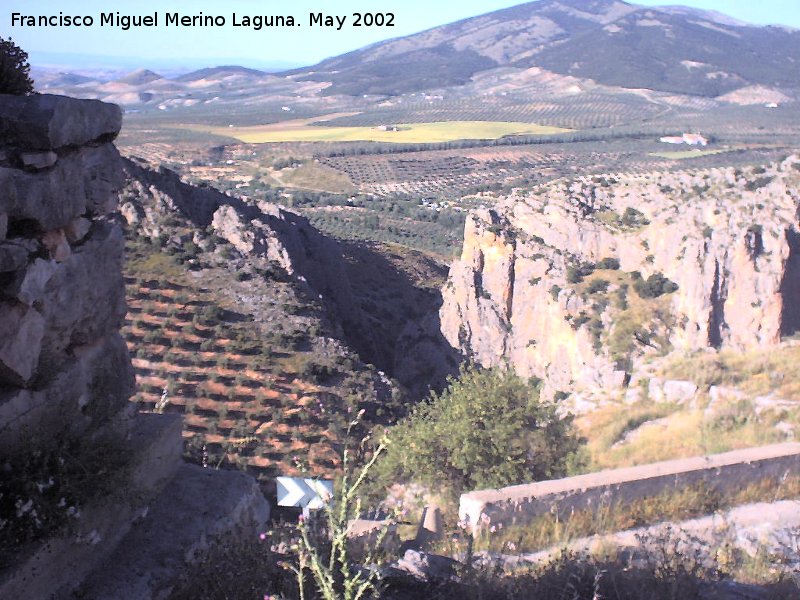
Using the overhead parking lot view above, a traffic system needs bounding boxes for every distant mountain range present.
[32,0,800,104]
[289,0,800,97]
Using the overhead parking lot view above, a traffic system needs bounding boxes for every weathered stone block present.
[4,158,88,230]
[0,212,8,241]
[64,217,92,244]
[14,258,57,306]
[0,333,134,451]
[2,144,122,231]
[78,464,270,599]
[663,379,698,405]
[83,144,123,216]
[0,412,181,599]
[0,93,122,150]
[19,151,57,170]
[39,221,126,360]
[42,229,71,262]
[0,302,45,385]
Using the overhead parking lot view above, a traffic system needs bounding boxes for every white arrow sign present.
[277,477,333,509]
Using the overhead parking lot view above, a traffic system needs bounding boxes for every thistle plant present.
[288,411,390,600]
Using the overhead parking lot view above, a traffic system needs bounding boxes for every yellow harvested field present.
[185,120,572,144]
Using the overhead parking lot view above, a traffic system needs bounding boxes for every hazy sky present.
[4,0,800,70]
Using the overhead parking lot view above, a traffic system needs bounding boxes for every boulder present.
[2,143,121,231]
[42,229,71,262]
[392,549,459,583]
[64,217,92,244]
[0,333,135,452]
[0,93,122,150]
[663,379,698,405]
[14,258,57,306]
[39,222,126,359]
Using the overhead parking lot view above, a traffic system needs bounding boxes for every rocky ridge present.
[120,156,381,363]
[440,156,800,398]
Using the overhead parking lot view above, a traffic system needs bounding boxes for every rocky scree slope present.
[121,156,383,365]
[440,156,800,398]
[118,158,407,478]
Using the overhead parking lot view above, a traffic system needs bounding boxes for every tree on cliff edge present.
[0,37,34,95]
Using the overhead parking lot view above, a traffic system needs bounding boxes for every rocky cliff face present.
[0,93,132,448]
[440,156,800,397]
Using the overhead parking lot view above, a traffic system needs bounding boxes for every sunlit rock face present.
[440,156,800,396]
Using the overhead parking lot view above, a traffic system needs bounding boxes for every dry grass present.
[275,162,356,194]
[662,345,800,399]
[576,400,791,472]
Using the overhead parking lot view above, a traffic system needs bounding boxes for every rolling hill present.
[290,0,800,97]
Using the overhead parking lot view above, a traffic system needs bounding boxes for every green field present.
[187,120,572,144]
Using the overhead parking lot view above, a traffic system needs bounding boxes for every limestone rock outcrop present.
[440,157,800,396]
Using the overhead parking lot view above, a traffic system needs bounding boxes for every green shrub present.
[596,257,620,270]
[586,278,610,294]
[374,365,584,497]
[567,262,595,284]
[620,207,650,228]
[633,273,679,299]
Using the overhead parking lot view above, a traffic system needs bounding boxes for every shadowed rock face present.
[440,156,800,396]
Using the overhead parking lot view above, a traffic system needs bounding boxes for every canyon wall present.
[440,156,800,396]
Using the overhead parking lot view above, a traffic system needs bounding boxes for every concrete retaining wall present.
[459,443,800,533]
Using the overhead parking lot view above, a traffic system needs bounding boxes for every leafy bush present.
[744,177,773,192]
[0,37,33,95]
[586,278,610,294]
[596,257,621,270]
[566,262,595,284]
[620,207,650,229]
[633,272,679,299]
[374,365,584,497]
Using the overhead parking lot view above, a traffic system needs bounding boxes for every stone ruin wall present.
[0,93,133,453]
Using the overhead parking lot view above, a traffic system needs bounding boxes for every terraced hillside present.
[117,162,402,484]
